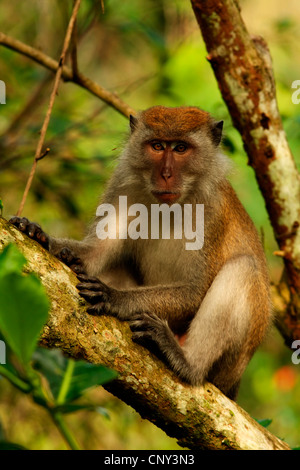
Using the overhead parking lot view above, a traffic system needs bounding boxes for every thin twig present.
[16,0,82,216]
[70,4,79,77]
[0,32,135,118]
[3,73,52,142]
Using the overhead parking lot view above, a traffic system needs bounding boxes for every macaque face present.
[144,139,194,204]
[128,106,224,204]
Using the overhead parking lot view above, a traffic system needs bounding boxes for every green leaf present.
[0,199,3,216]
[54,404,110,419]
[0,244,27,276]
[0,441,28,450]
[33,349,72,400]
[33,348,117,402]
[256,418,272,428]
[0,246,49,364]
[63,361,117,402]
[54,403,104,414]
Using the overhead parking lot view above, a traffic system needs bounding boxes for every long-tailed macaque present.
[10,106,271,400]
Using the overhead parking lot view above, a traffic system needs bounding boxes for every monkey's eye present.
[174,143,187,153]
[151,142,164,151]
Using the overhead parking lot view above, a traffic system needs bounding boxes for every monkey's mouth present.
[152,191,181,204]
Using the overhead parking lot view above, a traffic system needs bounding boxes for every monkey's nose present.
[161,169,172,182]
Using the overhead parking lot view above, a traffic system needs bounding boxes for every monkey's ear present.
[211,120,224,146]
[129,114,138,133]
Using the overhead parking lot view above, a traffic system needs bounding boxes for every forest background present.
[0,0,299,450]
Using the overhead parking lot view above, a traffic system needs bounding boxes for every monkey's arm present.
[76,274,201,331]
[9,217,127,276]
[9,217,92,273]
[9,217,201,328]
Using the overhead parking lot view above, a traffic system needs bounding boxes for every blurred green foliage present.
[0,0,300,450]
[0,244,117,450]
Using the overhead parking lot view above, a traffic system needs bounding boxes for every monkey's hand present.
[76,274,119,317]
[56,247,86,275]
[9,217,85,274]
[9,216,50,250]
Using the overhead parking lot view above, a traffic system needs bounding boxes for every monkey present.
[10,105,271,400]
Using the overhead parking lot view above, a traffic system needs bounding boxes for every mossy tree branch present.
[0,217,290,450]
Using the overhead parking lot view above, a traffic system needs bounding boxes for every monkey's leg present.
[129,311,190,370]
[130,256,266,398]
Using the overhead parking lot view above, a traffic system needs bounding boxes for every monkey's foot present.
[129,312,192,381]
[129,312,177,357]
[76,274,112,315]
[57,247,86,274]
[9,216,49,250]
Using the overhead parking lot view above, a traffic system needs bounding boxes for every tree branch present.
[191,0,300,344]
[0,217,290,450]
[0,32,135,118]
[16,0,82,217]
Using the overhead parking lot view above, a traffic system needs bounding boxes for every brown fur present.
[140,105,211,139]
[11,106,272,400]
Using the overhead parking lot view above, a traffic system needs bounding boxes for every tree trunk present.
[0,217,290,450]
[191,0,300,345]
